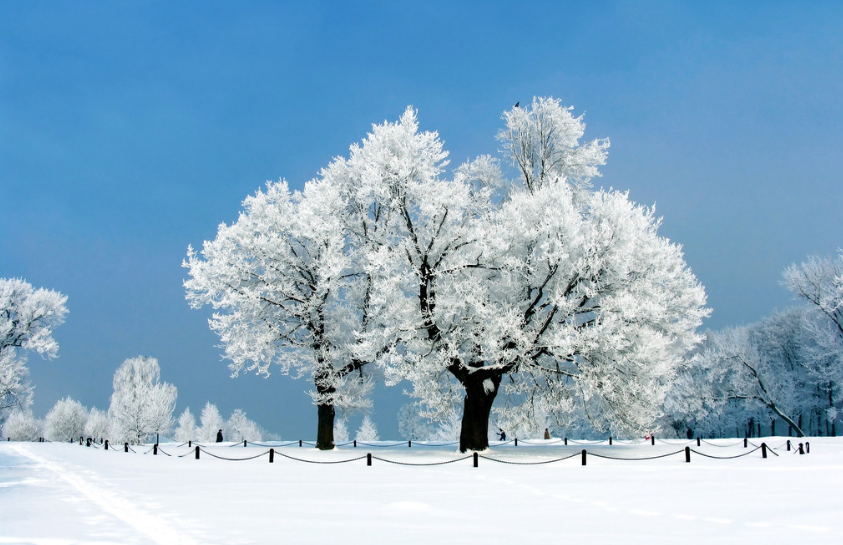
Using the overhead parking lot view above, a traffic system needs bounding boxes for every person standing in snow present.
[544,428,551,440]
[216,429,223,442]
[498,428,506,441]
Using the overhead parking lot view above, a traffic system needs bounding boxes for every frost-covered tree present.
[224,409,263,442]
[108,356,177,444]
[2,410,42,441]
[343,100,708,450]
[84,408,111,441]
[198,402,224,441]
[174,407,197,442]
[333,417,349,443]
[355,415,379,441]
[184,177,376,450]
[44,396,88,442]
[1,278,68,417]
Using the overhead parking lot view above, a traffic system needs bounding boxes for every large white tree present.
[339,100,708,450]
[108,356,177,444]
[1,278,68,417]
[44,396,88,442]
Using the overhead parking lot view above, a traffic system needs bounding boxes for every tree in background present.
[174,407,197,442]
[84,407,111,441]
[224,409,264,442]
[44,396,88,442]
[198,402,223,441]
[0,278,68,418]
[108,356,177,444]
[355,415,379,441]
[2,410,42,441]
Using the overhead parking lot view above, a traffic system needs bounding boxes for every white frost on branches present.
[0,278,68,417]
[355,415,379,441]
[44,396,88,442]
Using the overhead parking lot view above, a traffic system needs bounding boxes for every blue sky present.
[2,1,841,439]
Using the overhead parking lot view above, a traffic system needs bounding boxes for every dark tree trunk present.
[458,372,502,453]
[316,402,335,450]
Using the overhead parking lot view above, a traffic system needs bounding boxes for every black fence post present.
[685,446,691,463]
[105,440,109,450]
[153,444,158,455]
[79,436,83,445]
[514,438,518,446]
[243,440,247,447]
[473,452,478,468]
[581,449,587,466]
[609,437,612,446]
[195,446,200,459]
[651,435,655,446]
[86,438,91,447]
[269,448,274,463]
[787,440,791,451]
[743,437,748,448]
[798,443,804,455]
[761,443,767,459]
[353,440,357,448]
[696,437,701,447]
[124,442,129,453]
[564,437,568,445]
[408,440,411,448]
[189,440,192,448]
[806,442,810,454]
[367,453,372,466]
[299,439,302,447]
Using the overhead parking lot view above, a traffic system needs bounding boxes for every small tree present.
[44,396,88,441]
[108,356,177,444]
[333,418,349,443]
[198,402,224,441]
[2,410,42,441]
[224,409,264,442]
[355,415,379,441]
[1,278,68,417]
[84,408,111,441]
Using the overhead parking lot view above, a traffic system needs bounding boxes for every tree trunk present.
[458,372,502,452]
[316,402,335,450]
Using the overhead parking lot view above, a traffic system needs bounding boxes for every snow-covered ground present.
[1,437,841,544]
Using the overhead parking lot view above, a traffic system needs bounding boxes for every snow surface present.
[1,438,842,544]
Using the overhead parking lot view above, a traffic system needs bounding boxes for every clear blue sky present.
[2,1,841,439]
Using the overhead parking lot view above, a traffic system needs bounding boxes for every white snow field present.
[1,437,841,545]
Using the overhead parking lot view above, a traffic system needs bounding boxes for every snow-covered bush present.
[44,397,88,442]
[84,408,111,440]
[2,410,42,441]
[355,415,379,441]
[174,407,197,442]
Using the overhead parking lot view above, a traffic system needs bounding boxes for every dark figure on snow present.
[498,428,506,441]
[544,428,551,440]
[686,427,694,440]
[216,429,223,443]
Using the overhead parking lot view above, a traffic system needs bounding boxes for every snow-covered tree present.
[333,418,349,443]
[174,407,197,442]
[84,408,111,441]
[2,410,42,441]
[198,402,224,441]
[343,100,708,450]
[1,278,68,417]
[108,356,177,444]
[355,415,379,441]
[44,396,88,442]
[184,177,376,450]
[224,409,263,442]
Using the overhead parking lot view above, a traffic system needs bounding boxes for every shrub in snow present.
[44,396,88,441]
[174,407,197,442]
[108,356,177,444]
[2,410,42,441]
[333,418,349,443]
[356,415,379,441]
[224,409,263,442]
[199,402,224,441]
[84,408,111,440]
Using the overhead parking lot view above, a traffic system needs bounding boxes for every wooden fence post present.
[697,437,701,447]
[153,444,158,455]
[124,442,128,453]
[105,440,109,450]
[195,446,200,459]
[651,435,655,446]
[473,452,478,468]
[685,446,691,463]
[743,438,748,448]
[514,438,518,446]
[786,440,791,451]
[798,443,804,455]
[609,437,612,445]
[367,453,372,466]
[761,443,767,458]
[806,442,810,454]
[244,440,247,447]
[269,448,274,463]
[564,437,568,445]
[86,438,91,447]
[353,440,357,448]
[189,440,192,448]
[408,440,412,448]
[299,439,302,447]
[581,449,587,466]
